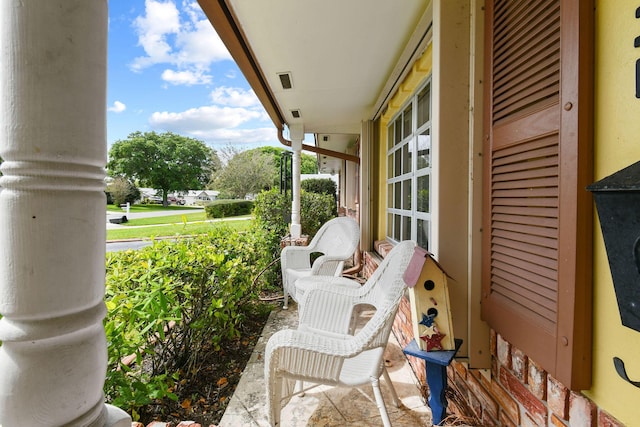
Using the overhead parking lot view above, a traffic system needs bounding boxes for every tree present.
[106,177,140,206]
[255,145,318,175]
[213,149,276,199]
[300,152,318,174]
[107,131,219,206]
[210,145,320,199]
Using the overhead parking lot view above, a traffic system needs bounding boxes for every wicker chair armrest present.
[309,255,349,276]
[280,245,314,270]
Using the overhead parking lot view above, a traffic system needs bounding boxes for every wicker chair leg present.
[268,375,282,426]
[382,367,400,407]
[371,376,392,427]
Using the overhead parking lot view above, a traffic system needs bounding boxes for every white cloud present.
[149,105,262,131]
[210,87,260,108]
[174,18,231,66]
[192,128,278,147]
[148,105,277,146]
[130,0,180,70]
[108,101,127,113]
[130,0,231,85]
[162,69,212,85]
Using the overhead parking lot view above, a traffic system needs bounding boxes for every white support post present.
[289,125,304,239]
[0,1,130,426]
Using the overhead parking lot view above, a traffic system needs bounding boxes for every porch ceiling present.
[198,0,431,173]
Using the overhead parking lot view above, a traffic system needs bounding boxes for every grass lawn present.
[120,212,210,226]
[107,218,252,241]
[107,204,204,213]
[106,204,253,241]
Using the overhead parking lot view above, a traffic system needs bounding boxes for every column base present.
[290,223,302,239]
[105,404,131,427]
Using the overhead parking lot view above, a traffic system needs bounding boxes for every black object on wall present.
[588,159,640,388]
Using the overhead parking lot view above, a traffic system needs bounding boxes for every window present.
[387,80,431,250]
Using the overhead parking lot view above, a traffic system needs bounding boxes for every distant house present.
[182,190,219,206]
[138,188,159,200]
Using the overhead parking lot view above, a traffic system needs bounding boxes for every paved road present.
[106,240,154,252]
[107,207,204,229]
[106,207,205,251]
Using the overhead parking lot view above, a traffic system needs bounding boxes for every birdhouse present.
[404,247,455,351]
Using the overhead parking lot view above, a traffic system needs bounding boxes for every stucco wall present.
[585,1,640,424]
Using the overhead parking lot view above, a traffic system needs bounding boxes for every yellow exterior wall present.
[585,1,640,424]
[374,45,433,241]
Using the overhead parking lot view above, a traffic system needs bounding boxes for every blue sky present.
[107,0,281,151]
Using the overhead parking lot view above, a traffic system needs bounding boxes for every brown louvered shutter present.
[482,0,593,389]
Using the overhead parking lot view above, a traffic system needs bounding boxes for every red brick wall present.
[363,247,625,427]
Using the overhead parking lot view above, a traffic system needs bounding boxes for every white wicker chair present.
[266,240,417,427]
[280,216,360,309]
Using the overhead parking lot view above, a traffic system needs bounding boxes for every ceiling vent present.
[277,72,293,90]
[290,109,301,119]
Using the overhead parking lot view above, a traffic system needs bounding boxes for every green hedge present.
[252,188,337,239]
[301,178,336,197]
[103,226,272,418]
[250,188,338,293]
[204,199,254,218]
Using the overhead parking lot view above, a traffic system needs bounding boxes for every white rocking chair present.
[280,216,360,309]
[266,240,417,427]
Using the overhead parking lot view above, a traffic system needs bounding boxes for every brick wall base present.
[363,247,625,427]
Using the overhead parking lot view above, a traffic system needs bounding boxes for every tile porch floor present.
[218,303,434,427]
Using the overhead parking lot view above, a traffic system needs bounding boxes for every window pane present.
[388,124,394,150]
[387,213,393,238]
[394,149,401,177]
[417,83,431,127]
[417,129,431,169]
[403,179,412,210]
[403,216,412,241]
[394,182,401,209]
[417,175,429,213]
[417,219,429,250]
[394,215,401,241]
[394,117,402,145]
[402,143,411,174]
[387,154,393,179]
[388,183,393,208]
[403,104,412,139]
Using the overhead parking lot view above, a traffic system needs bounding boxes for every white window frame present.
[386,78,432,249]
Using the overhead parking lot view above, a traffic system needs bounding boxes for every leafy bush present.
[251,188,338,292]
[252,189,337,239]
[103,227,271,418]
[251,190,290,292]
[301,178,336,197]
[106,177,141,207]
[252,190,290,238]
[204,199,254,218]
[300,191,338,237]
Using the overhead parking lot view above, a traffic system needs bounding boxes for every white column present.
[289,125,304,239]
[0,1,130,426]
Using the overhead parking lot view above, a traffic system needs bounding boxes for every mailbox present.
[587,160,640,333]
